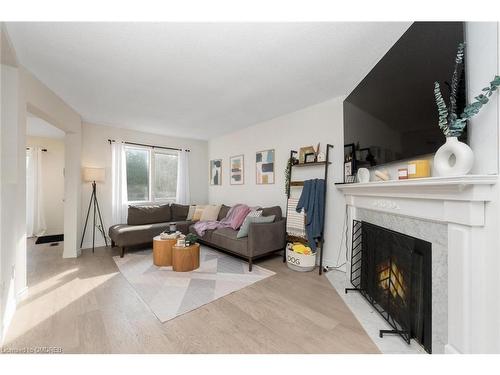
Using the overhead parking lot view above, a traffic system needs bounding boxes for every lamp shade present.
[83,167,105,182]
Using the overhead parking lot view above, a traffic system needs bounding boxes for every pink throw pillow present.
[230,207,251,230]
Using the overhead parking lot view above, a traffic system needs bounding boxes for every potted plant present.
[184,233,198,247]
[434,43,499,176]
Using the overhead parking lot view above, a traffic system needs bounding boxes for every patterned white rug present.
[113,246,275,322]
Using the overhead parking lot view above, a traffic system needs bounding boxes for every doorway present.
[26,113,65,246]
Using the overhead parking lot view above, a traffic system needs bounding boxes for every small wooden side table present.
[153,236,176,267]
[172,243,200,272]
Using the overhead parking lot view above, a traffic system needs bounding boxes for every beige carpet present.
[113,246,275,322]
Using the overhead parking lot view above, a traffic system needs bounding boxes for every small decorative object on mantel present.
[344,154,353,182]
[356,168,370,183]
[434,42,500,177]
[407,159,431,179]
[374,169,390,181]
[345,175,356,183]
[398,168,409,180]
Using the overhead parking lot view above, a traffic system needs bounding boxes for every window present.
[154,152,178,200]
[125,146,178,202]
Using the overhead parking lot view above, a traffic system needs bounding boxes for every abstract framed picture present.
[230,154,244,185]
[210,159,222,185]
[256,149,275,184]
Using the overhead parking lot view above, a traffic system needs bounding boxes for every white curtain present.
[111,142,128,225]
[26,147,47,237]
[176,149,190,205]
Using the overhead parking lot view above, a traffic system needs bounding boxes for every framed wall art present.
[230,154,244,185]
[210,159,222,185]
[256,149,274,184]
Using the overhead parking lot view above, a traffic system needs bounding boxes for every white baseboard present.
[444,344,462,354]
[16,286,28,303]
[1,282,17,346]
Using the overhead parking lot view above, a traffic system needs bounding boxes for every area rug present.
[113,246,275,322]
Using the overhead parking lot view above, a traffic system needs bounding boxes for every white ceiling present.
[26,114,66,139]
[7,22,411,140]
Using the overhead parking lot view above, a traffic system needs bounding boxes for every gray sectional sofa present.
[108,203,285,271]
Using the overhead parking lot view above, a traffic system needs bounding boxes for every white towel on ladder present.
[286,198,306,238]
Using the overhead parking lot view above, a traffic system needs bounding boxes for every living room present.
[1,0,500,372]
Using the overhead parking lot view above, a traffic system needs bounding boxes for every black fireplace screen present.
[346,220,432,353]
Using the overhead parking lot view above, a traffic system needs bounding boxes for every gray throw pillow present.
[236,215,275,238]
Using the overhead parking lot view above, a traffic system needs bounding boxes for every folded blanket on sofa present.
[193,203,250,236]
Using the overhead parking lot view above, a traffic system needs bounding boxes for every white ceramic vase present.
[434,137,474,177]
[356,168,370,183]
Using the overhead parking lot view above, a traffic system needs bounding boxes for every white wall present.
[467,22,499,175]
[21,68,82,258]
[1,23,82,344]
[80,122,209,249]
[208,96,346,267]
[26,136,65,235]
[1,62,22,344]
[458,21,500,353]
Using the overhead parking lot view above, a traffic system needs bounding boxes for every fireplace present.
[346,220,432,353]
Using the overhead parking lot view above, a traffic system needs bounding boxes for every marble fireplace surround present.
[336,175,497,354]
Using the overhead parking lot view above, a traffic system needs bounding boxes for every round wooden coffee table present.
[172,243,200,272]
[153,236,177,267]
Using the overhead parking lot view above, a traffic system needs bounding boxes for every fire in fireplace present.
[377,258,407,301]
[346,221,432,353]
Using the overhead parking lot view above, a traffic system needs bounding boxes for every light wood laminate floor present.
[2,240,379,353]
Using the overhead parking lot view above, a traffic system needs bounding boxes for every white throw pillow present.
[200,205,222,222]
[186,205,196,221]
[192,205,206,221]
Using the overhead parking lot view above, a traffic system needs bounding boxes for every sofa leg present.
[120,247,125,258]
[111,240,116,248]
[248,258,253,272]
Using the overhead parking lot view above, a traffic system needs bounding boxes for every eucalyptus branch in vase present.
[434,43,500,137]
[433,42,499,176]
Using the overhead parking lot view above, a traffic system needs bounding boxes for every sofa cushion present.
[186,205,196,220]
[228,205,251,230]
[171,203,190,221]
[109,222,169,247]
[127,204,171,225]
[192,205,206,221]
[261,206,282,221]
[200,204,221,221]
[237,214,275,239]
[217,204,231,221]
[211,227,248,256]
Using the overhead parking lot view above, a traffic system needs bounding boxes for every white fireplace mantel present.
[336,175,498,226]
[336,174,499,354]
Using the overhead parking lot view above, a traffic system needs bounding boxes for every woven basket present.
[286,248,316,272]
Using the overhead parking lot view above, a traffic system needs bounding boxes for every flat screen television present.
[343,22,466,172]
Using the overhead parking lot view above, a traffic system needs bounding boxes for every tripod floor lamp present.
[81,167,108,252]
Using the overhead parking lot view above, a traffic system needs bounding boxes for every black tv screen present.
[343,22,466,169]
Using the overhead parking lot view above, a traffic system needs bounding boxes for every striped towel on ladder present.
[286,198,306,238]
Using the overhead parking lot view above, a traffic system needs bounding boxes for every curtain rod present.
[108,139,190,152]
[26,147,47,152]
